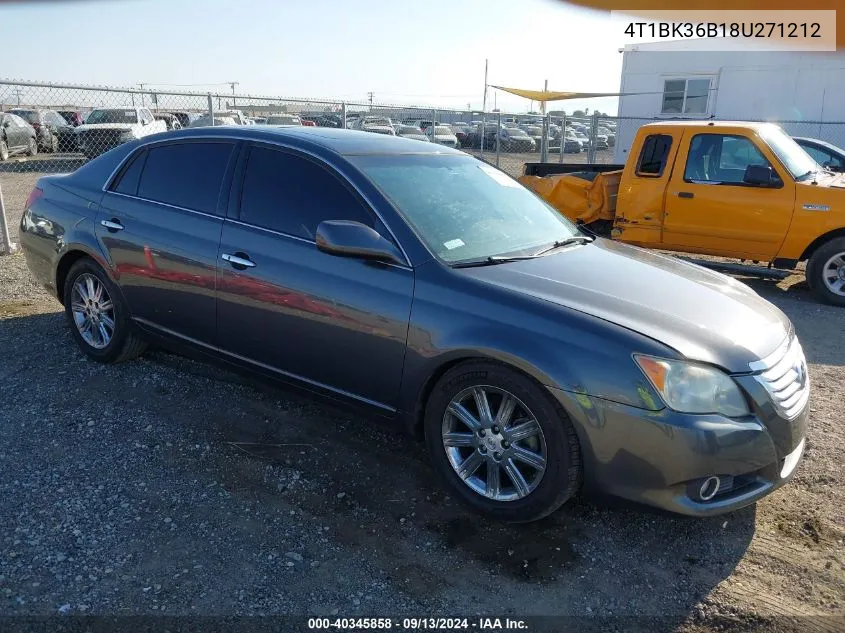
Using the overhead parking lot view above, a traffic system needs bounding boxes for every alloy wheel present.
[442,385,547,501]
[71,273,115,349]
[821,252,845,296]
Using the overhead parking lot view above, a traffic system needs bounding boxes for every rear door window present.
[238,145,376,240]
[636,134,672,176]
[136,142,234,214]
[111,150,148,196]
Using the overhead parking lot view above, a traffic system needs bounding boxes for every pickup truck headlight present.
[634,355,750,417]
[119,130,138,142]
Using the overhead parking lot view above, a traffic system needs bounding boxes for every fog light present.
[699,476,721,501]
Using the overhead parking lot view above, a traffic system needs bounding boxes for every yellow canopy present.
[490,86,624,102]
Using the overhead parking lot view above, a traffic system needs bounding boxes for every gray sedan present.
[20,126,807,522]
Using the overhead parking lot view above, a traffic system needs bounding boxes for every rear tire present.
[807,237,845,307]
[424,360,582,523]
[63,258,148,363]
[26,137,37,157]
[0,139,8,161]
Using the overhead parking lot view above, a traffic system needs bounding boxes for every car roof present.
[793,137,845,153]
[138,125,463,156]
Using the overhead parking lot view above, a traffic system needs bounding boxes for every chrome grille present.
[753,336,810,420]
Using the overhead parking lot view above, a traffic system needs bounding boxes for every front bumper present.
[548,387,808,516]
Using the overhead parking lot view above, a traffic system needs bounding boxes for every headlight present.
[634,355,750,417]
[119,131,137,142]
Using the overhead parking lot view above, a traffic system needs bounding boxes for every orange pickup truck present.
[519,121,845,306]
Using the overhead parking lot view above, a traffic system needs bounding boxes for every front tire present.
[26,137,37,157]
[807,237,845,306]
[424,361,582,523]
[63,258,147,363]
[0,139,8,161]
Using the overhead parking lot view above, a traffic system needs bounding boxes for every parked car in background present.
[518,123,543,148]
[598,126,616,147]
[153,112,182,131]
[189,115,238,128]
[425,125,459,148]
[499,127,536,152]
[165,111,196,129]
[75,107,167,159]
[20,125,809,523]
[394,124,429,142]
[252,117,268,125]
[403,119,438,131]
[356,116,396,135]
[0,112,37,160]
[794,137,845,173]
[451,123,472,147]
[301,114,340,128]
[9,108,74,152]
[266,114,302,126]
[58,110,85,127]
[594,133,609,150]
[559,133,583,153]
[345,113,362,128]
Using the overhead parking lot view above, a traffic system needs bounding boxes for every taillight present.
[25,187,43,210]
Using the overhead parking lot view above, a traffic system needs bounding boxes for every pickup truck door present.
[612,132,679,246]
[662,131,796,260]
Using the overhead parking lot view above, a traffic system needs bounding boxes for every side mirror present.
[743,164,775,186]
[316,220,405,266]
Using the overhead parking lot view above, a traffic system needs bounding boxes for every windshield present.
[86,109,138,124]
[10,110,38,124]
[398,126,423,135]
[507,128,529,137]
[758,125,819,179]
[363,118,391,126]
[352,154,580,263]
[267,116,300,124]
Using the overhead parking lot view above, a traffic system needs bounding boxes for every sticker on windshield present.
[443,238,465,250]
[125,111,135,116]
[478,164,519,187]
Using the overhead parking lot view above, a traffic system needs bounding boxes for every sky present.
[0,0,651,115]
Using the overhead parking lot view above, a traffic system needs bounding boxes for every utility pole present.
[367,92,374,110]
[12,88,23,106]
[482,59,488,113]
[228,81,239,108]
[138,83,146,107]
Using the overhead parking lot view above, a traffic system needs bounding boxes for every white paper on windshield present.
[125,111,135,116]
[478,164,519,188]
[443,238,465,250]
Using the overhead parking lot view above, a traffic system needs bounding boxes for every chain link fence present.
[2,78,845,254]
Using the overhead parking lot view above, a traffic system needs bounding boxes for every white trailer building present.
[614,41,845,163]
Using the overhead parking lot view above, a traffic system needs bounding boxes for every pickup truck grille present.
[754,336,810,420]
[77,130,122,155]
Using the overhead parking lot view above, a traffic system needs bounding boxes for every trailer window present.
[636,134,672,177]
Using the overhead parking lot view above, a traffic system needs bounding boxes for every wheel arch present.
[405,353,560,442]
[800,228,845,262]
[54,245,115,305]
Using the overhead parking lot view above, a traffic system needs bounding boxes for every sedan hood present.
[461,239,790,371]
[76,123,137,132]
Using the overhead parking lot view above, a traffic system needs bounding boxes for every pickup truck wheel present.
[807,237,845,306]
[63,258,148,363]
[424,361,582,523]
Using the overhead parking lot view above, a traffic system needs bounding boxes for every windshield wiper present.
[533,235,595,256]
[452,254,541,268]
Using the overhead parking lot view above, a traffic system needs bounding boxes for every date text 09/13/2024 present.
[307,617,529,630]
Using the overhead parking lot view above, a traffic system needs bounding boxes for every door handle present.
[222,252,256,269]
[676,191,695,199]
[100,218,124,231]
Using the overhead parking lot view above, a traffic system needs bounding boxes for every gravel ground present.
[0,169,843,632]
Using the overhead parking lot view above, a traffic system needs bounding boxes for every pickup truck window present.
[636,134,672,177]
[684,134,775,185]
